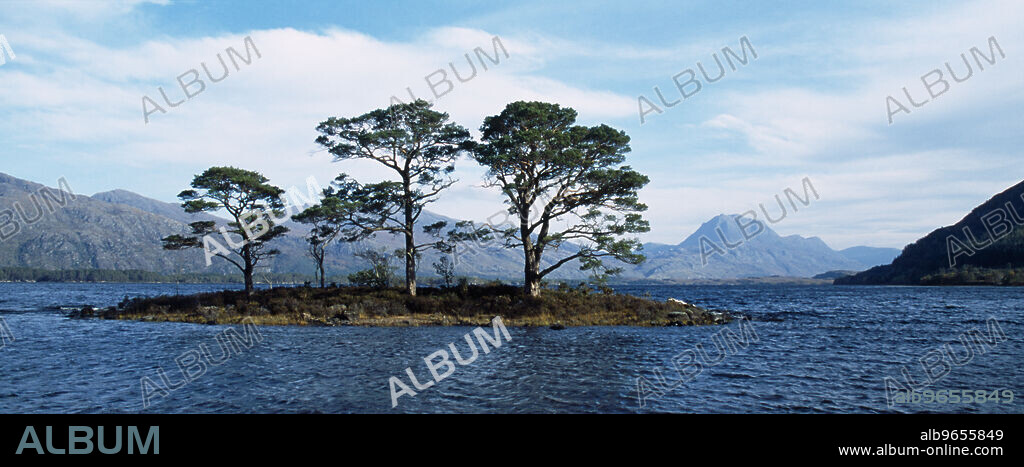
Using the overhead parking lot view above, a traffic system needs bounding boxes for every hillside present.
[91,189,224,225]
[1,173,900,282]
[836,180,1024,285]
[0,173,586,280]
[0,173,228,274]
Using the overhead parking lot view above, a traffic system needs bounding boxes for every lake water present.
[0,282,1020,413]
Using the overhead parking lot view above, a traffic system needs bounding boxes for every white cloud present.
[0,25,636,222]
[641,0,1024,248]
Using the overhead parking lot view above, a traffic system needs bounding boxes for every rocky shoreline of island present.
[69,284,734,327]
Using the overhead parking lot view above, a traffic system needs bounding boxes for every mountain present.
[838,246,901,268]
[0,173,224,273]
[88,185,574,279]
[836,180,1024,285]
[92,189,223,225]
[622,214,867,279]
[1,173,896,282]
[0,173,584,280]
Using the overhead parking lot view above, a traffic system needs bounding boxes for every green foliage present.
[347,249,397,288]
[472,101,651,294]
[920,266,1024,285]
[314,99,475,295]
[432,255,456,287]
[347,269,388,288]
[292,175,381,288]
[161,166,290,294]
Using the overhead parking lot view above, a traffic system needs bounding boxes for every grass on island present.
[80,283,731,327]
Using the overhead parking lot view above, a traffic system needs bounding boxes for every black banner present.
[0,414,1017,462]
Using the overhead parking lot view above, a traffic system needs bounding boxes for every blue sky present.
[0,0,1021,249]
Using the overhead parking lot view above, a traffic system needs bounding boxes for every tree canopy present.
[314,99,474,295]
[473,101,650,296]
[162,166,289,295]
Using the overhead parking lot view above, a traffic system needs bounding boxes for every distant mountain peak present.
[92,188,137,197]
[678,213,778,248]
[629,213,889,279]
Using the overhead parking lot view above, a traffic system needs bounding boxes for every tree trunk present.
[405,237,416,296]
[524,265,541,297]
[403,178,417,296]
[319,260,325,288]
[243,263,254,297]
[522,233,541,297]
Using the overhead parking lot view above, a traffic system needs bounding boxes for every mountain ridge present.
[628,214,875,279]
[1,172,896,281]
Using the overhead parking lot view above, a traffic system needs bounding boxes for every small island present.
[74,284,731,327]
[67,101,740,328]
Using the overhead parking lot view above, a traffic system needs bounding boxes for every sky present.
[0,0,1021,249]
